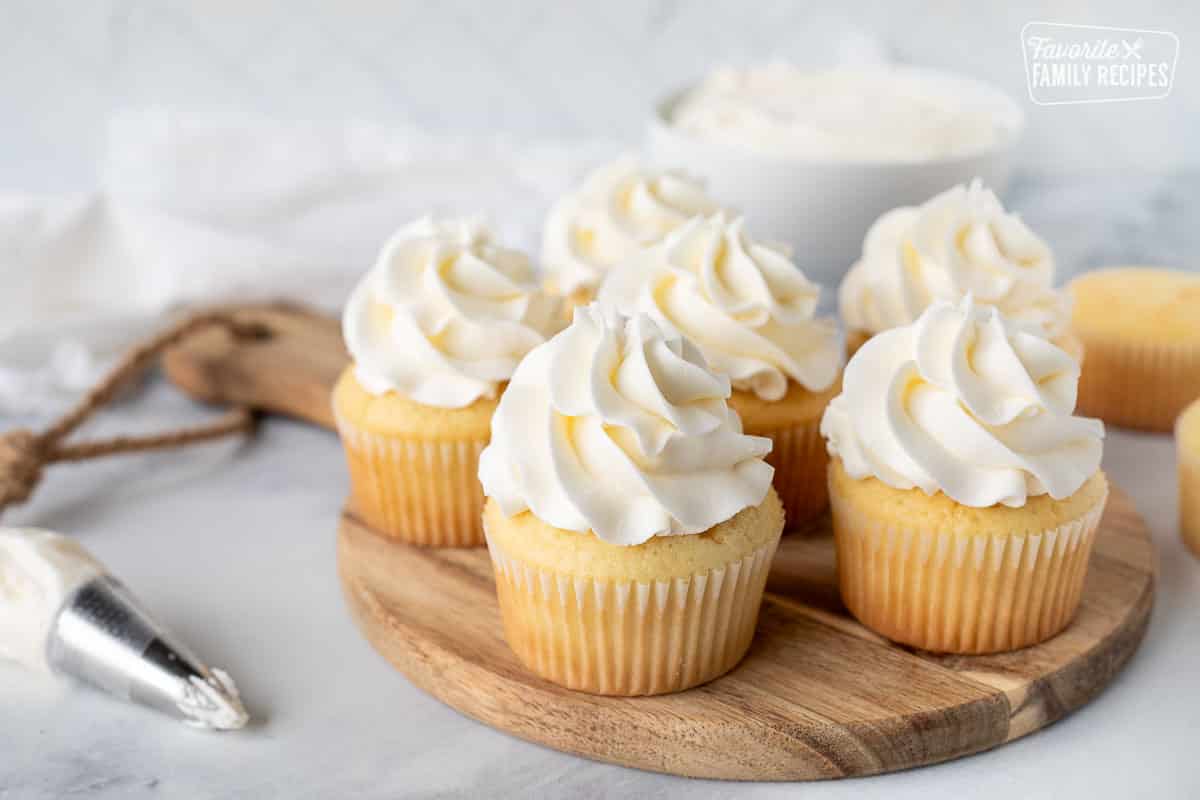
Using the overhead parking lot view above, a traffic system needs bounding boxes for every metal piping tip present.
[46,576,248,731]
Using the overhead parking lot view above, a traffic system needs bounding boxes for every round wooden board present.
[337,486,1155,781]
[155,305,1156,777]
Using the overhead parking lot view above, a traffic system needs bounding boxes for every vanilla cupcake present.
[599,212,843,527]
[839,180,1079,358]
[541,155,723,309]
[1178,398,1200,558]
[1071,267,1200,432]
[821,296,1107,654]
[333,218,561,547]
[479,305,783,695]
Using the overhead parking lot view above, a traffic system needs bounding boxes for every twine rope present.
[0,312,265,514]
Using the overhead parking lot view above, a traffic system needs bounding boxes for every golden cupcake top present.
[598,212,843,401]
[478,304,774,546]
[1070,267,1200,344]
[821,295,1104,508]
[342,217,562,409]
[483,489,782,581]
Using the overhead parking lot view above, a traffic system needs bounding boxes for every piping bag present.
[0,527,248,730]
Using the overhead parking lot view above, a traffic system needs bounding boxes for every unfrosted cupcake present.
[1071,267,1200,432]
[839,179,1079,359]
[478,305,783,695]
[599,212,843,527]
[1179,398,1200,558]
[541,155,723,309]
[821,296,1107,654]
[333,218,561,547]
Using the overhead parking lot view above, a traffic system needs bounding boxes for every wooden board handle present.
[162,304,347,429]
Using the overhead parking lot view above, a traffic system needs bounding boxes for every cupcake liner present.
[753,416,829,530]
[336,413,486,547]
[485,533,778,696]
[831,487,1107,654]
[1076,334,1200,432]
[1178,439,1200,559]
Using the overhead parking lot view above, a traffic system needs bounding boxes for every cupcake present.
[1070,267,1200,432]
[839,179,1079,359]
[333,218,561,547]
[541,155,724,309]
[599,212,843,527]
[1179,398,1200,558]
[478,305,783,695]
[821,296,1107,654]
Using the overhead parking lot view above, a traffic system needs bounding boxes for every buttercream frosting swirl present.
[343,217,562,408]
[541,155,724,296]
[839,180,1070,338]
[478,304,774,545]
[598,213,843,401]
[820,296,1103,508]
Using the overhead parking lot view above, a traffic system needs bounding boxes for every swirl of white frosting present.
[839,180,1070,338]
[598,213,843,401]
[343,217,562,408]
[541,155,724,296]
[820,296,1103,508]
[478,305,774,546]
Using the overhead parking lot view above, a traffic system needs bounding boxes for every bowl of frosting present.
[648,62,1026,285]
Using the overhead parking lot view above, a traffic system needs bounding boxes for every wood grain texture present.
[162,304,347,428]
[164,304,1157,781]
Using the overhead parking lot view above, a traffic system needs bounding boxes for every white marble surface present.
[0,380,1196,799]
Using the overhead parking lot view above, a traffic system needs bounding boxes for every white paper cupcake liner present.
[1077,335,1200,431]
[832,489,1107,654]
[485,534,778,696]
[336,413,486,547]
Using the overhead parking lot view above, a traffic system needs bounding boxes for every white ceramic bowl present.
[647,67,1026,286]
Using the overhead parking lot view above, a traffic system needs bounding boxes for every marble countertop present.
[1,171,1198,797]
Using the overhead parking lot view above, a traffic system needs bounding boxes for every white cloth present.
[0,111,618,414]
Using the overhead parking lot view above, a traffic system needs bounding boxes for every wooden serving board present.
[164,305,1157,781]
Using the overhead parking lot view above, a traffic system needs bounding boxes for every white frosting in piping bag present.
[839,180,1070,338]
[344,217,562,408]
[0,528,104,672]
[541,155,724,297]
[478,305,774,546]
[820,296,1103,508]
[599,212,843,401]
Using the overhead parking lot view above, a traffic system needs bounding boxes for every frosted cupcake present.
[839,180,1079,358]
[821,296,1107,654]
[333,218,561,547]
[541,155,723,309]
[1071,267,1200,432]
[599,212,843,527]
[479,305,783,695]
